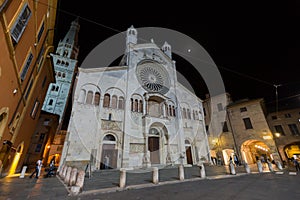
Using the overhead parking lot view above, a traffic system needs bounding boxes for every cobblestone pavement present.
[0,164,296,200]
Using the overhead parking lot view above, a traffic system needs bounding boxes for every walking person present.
[292,157,300,172]
[29,158,42,178]
[104,155,110,169]
[45,157,56,177]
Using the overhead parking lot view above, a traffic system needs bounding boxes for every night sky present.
[51,1,300,111]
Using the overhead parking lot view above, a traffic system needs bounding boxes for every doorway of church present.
[149,137,160,164]
[100,144,117,169]
[185,140,193,164]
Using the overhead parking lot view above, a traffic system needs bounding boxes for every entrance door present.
[148,137,160,164]
[186,146,193,164]
[101,144,117,169]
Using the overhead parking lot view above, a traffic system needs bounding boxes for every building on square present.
[59,26,210,170]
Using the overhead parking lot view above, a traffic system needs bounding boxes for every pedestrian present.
[234,155,239,166]
[30,158,42,178]
[292,158,300,171]
[45,157,56,177]
[104,155,110,169]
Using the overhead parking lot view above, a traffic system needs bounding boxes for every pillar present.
[69,168,78,186]
[152,167,159,184]
[64,166,72,184]
[178,164,184,181]
[119,168,126,188]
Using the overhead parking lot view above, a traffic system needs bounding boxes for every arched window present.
[192,110,196,120]
[86,91,93,104]
[130,98,133,111]
[62,73,66,78]
[118,97,124,109]
[103,93,110,107]
[139,100,143,113]
[111,95,117,109]
[172,106,176,117]
[108,113,112,121]
[195,111,198,120]
[58,72,61,77]
[55,86,59,92]
[134,99,138,112]
[187,109,191,119]
[183,108,187,119]
[56,60,61,65]
[51,85,55,91]
[49,99,53,106]
[103,134,116,141]
[168,105,172,116]
[79,89,86,103]
[94,92,100,105]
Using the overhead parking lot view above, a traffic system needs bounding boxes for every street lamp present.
[274,132,280,138]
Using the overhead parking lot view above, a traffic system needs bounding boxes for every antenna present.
[274,84,282,117]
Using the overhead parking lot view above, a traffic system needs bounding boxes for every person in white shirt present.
[29,158,42,178]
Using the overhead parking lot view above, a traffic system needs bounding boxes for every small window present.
[240,107,247,112]
[35,144,42,152]
[86,91,93,104]
[118,97,124,109]
[94,92,100,105]
[243,118,253,129]
[111,95,117,109]
[271,116,277,120]
[108,113,112,121]
[48,99,53,106]
[217,103,223,111]
[39,133,45,142]
[103,94,110,108]
[288,124,300,136]
[285,113,291,118]
[30,100,40,119]
[10,4,32,44]
[20,52,34,81]
[37,21,45,42]
[24,79,33,99]
[274,125,285,136]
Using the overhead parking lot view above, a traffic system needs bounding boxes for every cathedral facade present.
[60,26,209,170]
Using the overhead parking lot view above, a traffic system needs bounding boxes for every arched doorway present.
[100,134,118,170]
[241,140,271,165]
[148,128,160,164]
[185,139,193,164]
[284,142,300,160]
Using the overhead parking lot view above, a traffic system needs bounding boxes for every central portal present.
[149,137,160,164]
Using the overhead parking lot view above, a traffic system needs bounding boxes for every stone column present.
[119,168,126,188]
[244,162,251,174]
[257,160,263,173]
[64,166,72,184]
[69,168,78,186]
[142,116,151,168]
[166,138,172,165]
[152,167,159,184]
[198,163,206,178]
[178,164,184,181]
[162,101,167,118]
